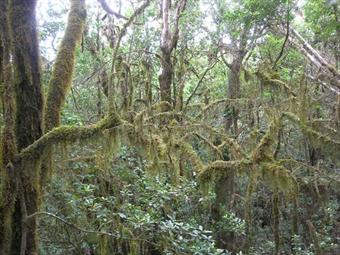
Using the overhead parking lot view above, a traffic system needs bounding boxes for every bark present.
[42,0,86,190]
[214,29,247,251]
[158,0,187,108]
[1,0,44,254]
[45,0,86,131]
[212,170,235,250]
[142,58,152,106]
[225,59,242,134]
[159,49,173,105]
[0,1,17,253]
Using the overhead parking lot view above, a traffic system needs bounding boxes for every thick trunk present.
[212,171,235,250]
[158,0,186,109]
[214,57,242,251]
[225,59,241,134]
[2,0,44,254]
[0,1,17,253]
[42,0,86,189]
[159,49,173,105]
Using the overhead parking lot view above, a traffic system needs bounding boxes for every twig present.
[185,60,219,106]
[26,211,156,245]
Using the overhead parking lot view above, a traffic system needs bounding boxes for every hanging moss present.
[260,163,298,195]
[17,112,121,161]
[251,120,279,163]
[283,111,340,155]
[198,159,251,183]
[306,220,322,255]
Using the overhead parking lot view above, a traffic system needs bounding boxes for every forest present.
[0,0,339,254]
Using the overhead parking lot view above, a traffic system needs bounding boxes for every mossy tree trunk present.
[0,0,44,254]
[0,1,86,254]
[0,0,17,253]
[42,0,86,188]
[44,0,86,131]
[213,30,247,252]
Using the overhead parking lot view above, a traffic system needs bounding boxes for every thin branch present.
[25,211,156,245]
[219,48,233,70]
[185,59,219,106]
[97,0,128,20]
[108,0,152,111]
[274,6,290,67]
[170,0,187,49]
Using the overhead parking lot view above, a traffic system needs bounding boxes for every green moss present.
[198,159,251,183]
[251,121,279,163]
[17,113,121,161]
[260,163,298,195]
[44,0,86,131]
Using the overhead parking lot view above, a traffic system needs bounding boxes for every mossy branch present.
[45,0,86,131]
[198,159,251,182]
[251,120,279,163]
[16,113,121,161]
[108,0,152,112]
[260,163,298,194]
[283,112,340,148]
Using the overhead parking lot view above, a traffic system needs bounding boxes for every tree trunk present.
[225,59,241,134]
[214,49,244,252]
[42,0,86,187]
[0,1,86,254]
[0,0,44,254]
[212,171,235,250]
[0,1,17,253]
[158,0,186,109]
[159,49,173,105]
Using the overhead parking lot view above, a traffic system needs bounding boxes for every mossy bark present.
[45,0,86,130]
[42,0,86,187]
[272,191,280,255]
[213,59,242,251]
[159,49,173,106]
[0,0,17,253]
[0,0,44,254]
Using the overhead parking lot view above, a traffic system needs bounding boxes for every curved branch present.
[16,113,121,161]
[185,60,219,107]
[274,6,290,67]
[97,0,128,20]
[108,0,152,112]
[26,211,155,244]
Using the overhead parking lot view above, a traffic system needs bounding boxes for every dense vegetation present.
[0,0,339,254]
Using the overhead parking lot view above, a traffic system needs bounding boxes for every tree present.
[0,0,89,254]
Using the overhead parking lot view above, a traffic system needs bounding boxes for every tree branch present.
[97,0,128,20]
[45,0,87,131]
[26,211,156,244]
[185,59,219,106]
[108,0,152,112]
[16,113,121,161]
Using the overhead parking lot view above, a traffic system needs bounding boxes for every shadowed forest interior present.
[0,0,339,254]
